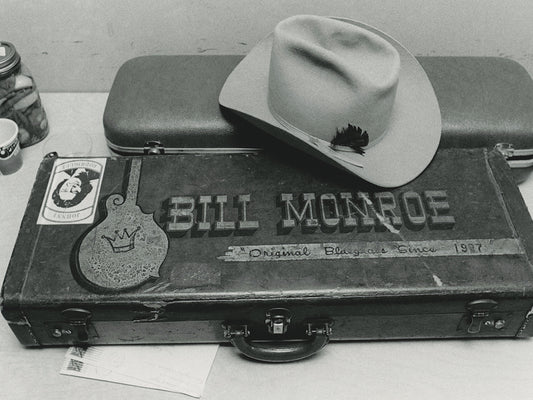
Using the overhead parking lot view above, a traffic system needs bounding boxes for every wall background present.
[2,0,532,92]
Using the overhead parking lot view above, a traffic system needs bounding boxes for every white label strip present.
[219,238,524,262]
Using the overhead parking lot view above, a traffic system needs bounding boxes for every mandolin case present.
[103,55,533,154]
[102,55,533,183]
[3,147,533,362]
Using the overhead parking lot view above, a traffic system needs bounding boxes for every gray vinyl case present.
[103,55,533,169]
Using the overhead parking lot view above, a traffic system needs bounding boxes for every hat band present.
[268,97,365,168]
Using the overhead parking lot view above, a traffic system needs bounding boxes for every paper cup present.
[0,118,22,175]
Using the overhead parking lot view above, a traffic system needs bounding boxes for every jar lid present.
[0,42,21,78]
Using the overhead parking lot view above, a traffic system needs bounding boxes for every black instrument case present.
[3,148,533,362]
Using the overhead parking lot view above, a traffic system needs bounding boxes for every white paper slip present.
[60,355,174,392]
[61,345,219,397]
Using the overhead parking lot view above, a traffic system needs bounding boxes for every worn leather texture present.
[3,148,533,346]
[103,55,533,153]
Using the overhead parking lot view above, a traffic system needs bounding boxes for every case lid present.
[3,148,533,311]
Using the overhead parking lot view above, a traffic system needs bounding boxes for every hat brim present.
[219,17,441,188]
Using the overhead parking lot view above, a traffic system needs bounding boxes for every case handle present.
[223,321,332,362]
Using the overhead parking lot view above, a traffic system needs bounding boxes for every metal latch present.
[466,299,499,334]
[495,143,533,169]
[265,308,291,335]
[144,141,165,155]
[61,308,93,343]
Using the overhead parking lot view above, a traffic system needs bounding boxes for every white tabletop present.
[2,93,533,400]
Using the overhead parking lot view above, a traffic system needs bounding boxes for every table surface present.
[2,93,533,400]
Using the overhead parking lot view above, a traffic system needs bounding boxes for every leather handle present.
[224,322,331,362]
[230,333,329,363]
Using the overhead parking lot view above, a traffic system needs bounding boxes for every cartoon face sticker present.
[38,159,107,225]
[51,168,100,208]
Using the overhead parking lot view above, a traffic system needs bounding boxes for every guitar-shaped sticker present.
[75,158,168,292]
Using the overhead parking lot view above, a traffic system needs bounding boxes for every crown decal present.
[102,226,141,253]
[330,124,369,155]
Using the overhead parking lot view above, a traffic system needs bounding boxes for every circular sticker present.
[0,138,19,159]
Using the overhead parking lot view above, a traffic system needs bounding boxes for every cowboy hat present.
[219,15,441,187]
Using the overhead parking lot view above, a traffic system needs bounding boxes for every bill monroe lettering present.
[164,190,454,234]
[279,190,455,232]
[166,194,259,233]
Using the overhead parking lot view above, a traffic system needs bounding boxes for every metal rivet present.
[52,328,73,338]
[494,320,506,330]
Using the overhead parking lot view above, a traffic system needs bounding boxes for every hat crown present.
[267,15,400,147]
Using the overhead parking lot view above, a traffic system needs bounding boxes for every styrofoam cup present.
[0,118,22,175]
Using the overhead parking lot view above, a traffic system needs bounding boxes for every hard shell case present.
[3,148,533,361]
[103,55,533,154]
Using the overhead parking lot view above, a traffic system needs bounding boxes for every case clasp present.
[265,308,291,335]
[61,308,94,343]
[495,143,533,169]
[144,141,165,155]
[466,299,499,334]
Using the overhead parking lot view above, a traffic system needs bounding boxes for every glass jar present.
[0,41,49,147]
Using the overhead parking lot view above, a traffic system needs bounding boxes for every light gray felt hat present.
[219,15,441,187]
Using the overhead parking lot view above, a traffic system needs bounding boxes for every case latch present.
[265,308,291,335]
[144,141,165,155]
[61,308,93,343]
[495,143,533,169]
[466,299,499,334]
[494,143,533,183]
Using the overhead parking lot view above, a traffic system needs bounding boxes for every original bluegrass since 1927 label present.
[219,238,524,262]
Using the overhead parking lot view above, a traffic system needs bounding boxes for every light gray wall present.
[2,0,532,92]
